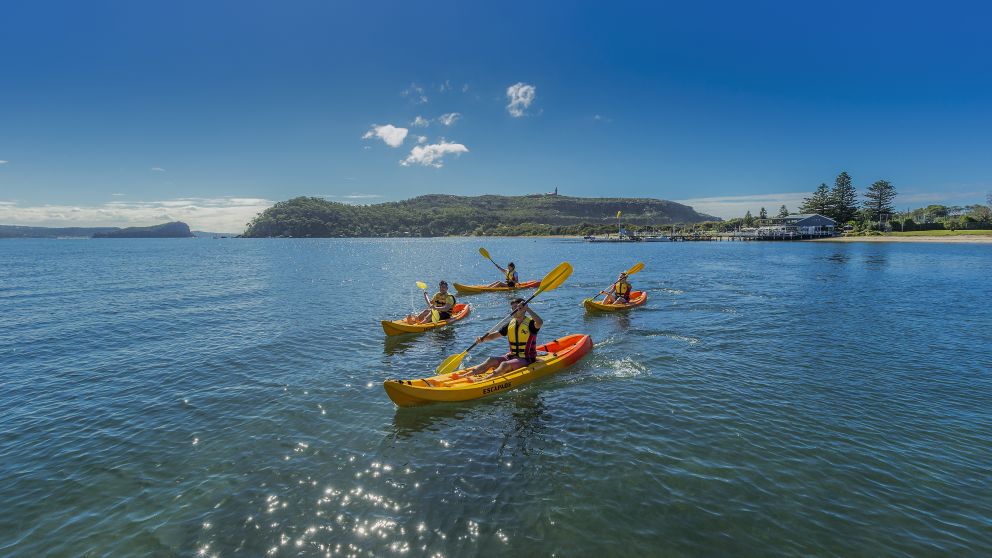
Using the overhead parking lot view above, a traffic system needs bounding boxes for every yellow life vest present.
[432,293,456,307]
[507,317,536,360]
[615,281,631,298]
[505,269,517,283]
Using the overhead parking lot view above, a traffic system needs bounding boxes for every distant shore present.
[810,235,992,244]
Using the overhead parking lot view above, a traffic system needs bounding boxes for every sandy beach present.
[810,235,992,244]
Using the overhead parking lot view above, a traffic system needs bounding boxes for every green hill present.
[242,194,717,237]
[92,222,193,238]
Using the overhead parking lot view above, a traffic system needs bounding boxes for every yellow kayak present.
[583,290,648,312]
[452,280,541,294]
[381,303,471,336]
[383,334,593,407]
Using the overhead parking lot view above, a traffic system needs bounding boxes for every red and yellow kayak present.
[383,334,593,407]
[381,303,471,336]
[583,290,648,312]
[452,280,541,294]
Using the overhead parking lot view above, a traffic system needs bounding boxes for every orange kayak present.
[384,334,593,407]
[583,290,648,312]
[452,280,541,294]
[380,303,471,336]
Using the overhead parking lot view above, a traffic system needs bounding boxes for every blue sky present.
[1,0,990,230]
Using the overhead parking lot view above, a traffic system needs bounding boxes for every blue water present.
[1,238,991,556]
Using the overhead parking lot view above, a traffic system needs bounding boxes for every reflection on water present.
[3,238,992,557]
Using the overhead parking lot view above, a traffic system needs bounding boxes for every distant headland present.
[0,221,194,238]
[242,194,718,238]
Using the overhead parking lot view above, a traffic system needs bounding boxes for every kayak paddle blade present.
[534,262,572,295]
[435,351,467,376]
[478,247,491,260]
[416,281,428,291]
[625,262,645,276]
[431,309,440,323]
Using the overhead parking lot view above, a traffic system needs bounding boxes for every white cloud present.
[417,135,427,144]
[436,112,461,126]
[111,193,125,196]
[592,114,613,123]
[0,197,274,233]
[0,160,8,165]
[411,116,430,127]
[401,83,428,104]
[675,192,810,219]
[461,83,470,93]
[438,80,452,92]
[506,82,536,117]
[361,124,409,148]
[400,141,469,168]
[151,167,165,172]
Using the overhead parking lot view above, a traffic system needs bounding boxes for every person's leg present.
[604,294,616,304]
[490,357,528,377]
[460,356,502,377]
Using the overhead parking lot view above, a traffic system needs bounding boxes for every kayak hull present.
[381,303,471,336]
[453,280,541,294]
[383,334,593,407]
[583,290,647,312]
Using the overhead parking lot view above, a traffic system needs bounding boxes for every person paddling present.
[486,262,518,288]
[406,281,456,323]
[463,297,543,380]
[602,271,632,304]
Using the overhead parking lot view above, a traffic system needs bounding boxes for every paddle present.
[416,281,439,323]
[593,262,645,301]
[433,261,573,376]
[478,246,503,271]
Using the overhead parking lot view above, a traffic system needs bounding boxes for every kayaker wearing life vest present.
[486,262,518,288]
[406,281,456,323]
[602,272,632,304]
[465,297,543,379]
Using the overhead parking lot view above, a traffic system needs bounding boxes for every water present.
[1,238,991,557]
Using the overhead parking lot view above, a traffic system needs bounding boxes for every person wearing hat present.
[405,280,456,323]
[602,271,632,304]
[461,297,543,380]
[486,261,519,288]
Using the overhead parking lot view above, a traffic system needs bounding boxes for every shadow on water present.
[583,309,632,332]
[382,327,458,356]
[390,404,472,439]
[388,392,549,457]
[497,392,548,458]
[382,334,419,356]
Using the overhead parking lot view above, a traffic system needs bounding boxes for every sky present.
[1,0,990,231]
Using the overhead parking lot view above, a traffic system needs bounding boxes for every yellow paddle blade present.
[416,281,428,290]
[534,261,572,295]
[478,247,491,260]
[431,309,440,323]
[435,350,468,376]
[616,211,622,219]
[625,262,645,276]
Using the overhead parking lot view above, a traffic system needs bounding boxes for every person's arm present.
[475,331,502,344]
[436,296,454,312]
[526,306,543,330]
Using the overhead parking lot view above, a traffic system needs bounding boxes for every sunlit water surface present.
[1,238,990,556]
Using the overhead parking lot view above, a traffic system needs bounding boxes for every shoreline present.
[808,235,992,244]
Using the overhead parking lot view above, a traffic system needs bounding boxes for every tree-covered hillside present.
[242,194,717,237]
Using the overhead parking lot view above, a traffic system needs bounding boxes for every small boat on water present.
[584,234,641,243]
[383,334,593,406]
[453,280,541,294]
[583,290,648,312]
[381,303,471,336]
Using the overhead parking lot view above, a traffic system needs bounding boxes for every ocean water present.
[1,237,990,557]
